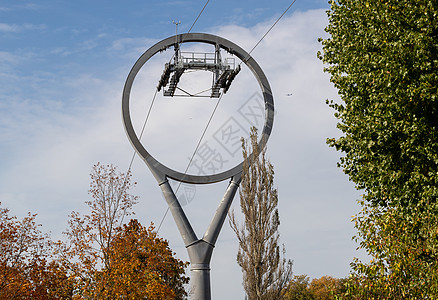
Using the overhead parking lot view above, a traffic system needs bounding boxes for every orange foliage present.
[308,276,345,300]
[0,204,73,299]
[96,219,189,299]
[0,164,189,299]
[284,274,346,300]
[59,163,189,299]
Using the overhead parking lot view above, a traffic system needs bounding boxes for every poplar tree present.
[230,128,292,300]
[319,0,438,297]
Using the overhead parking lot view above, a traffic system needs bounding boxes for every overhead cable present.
[188,0,211,33]
[246,0,297,59]
[157,93,224,232]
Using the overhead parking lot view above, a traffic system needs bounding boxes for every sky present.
[0,0,368,298]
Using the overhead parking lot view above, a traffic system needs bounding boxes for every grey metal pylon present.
[122,33,274,299]
[160,175,241,299]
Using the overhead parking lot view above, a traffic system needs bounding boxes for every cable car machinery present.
[156,36,241,98]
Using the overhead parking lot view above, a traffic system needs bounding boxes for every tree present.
[319,0,438,298]
[284,275,346,300]
[284,275,313,300]
[229,127,293,300]
[60,163,189,299]
[308,276,346,300]
[59,163,138,298]
[101,219,189,299]
[0,203,73,299]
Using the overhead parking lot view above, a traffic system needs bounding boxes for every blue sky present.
[1,1,368,298]
[1,0,326,84]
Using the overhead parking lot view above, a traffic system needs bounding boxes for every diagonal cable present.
[241,0,297,66]
[188,0,210,33]
[157,93,224,232]
[126,89,159,172]
[118,88,159,206]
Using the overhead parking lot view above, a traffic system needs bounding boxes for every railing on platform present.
[177,52,235,70]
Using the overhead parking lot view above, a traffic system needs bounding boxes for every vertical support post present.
[173,20,181,65]
[214,43,221,83]
[191,269,211,299]
[187,240,213,300]
[189,175,241,300]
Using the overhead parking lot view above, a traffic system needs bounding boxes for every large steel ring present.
[122,33,274,184]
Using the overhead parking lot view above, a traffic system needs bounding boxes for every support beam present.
[159,175,241,300]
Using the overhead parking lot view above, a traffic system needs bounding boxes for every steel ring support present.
[122,33,274,184]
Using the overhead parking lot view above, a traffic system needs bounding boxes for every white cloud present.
[0,51,19,65]
[1,3,39,11]
[0,22,46,33]
[0,23,17,32]
[109,37,159,60]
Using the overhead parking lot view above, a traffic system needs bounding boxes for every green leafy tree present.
[319,0,438,298]
[229,127,293,300]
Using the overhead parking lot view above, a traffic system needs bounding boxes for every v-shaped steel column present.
[159,174,241,300]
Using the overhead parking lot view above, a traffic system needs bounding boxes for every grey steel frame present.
[122,33,274,299]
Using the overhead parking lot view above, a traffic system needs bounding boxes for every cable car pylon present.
[122,33,274,300]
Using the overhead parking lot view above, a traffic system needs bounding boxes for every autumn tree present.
[0,203,73,299]
[283,275,312,300]
[284,275,346,300]
[308,276,346,300]
[229,128,292,300]
[60,163,188,299]
[101,219,189,299]
[319,0,438,298]
[58,163,138,297]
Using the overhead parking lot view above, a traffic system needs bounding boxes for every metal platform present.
[157,44,241,98]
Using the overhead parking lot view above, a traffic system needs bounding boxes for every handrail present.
[178,51,235,69]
